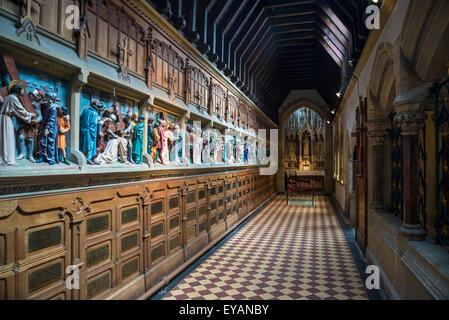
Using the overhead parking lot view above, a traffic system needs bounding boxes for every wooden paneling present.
[0,169,276,300]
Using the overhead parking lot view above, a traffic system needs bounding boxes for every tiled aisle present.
[161,195,369,300]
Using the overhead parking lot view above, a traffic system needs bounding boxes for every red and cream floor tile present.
[162,195,369,300]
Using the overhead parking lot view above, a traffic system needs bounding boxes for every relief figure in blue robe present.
[80,100,104,164]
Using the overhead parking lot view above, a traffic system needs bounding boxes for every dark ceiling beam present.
[222,0,250,35]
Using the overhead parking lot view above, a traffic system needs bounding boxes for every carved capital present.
[394,112,427,135]
[367,121,388,145]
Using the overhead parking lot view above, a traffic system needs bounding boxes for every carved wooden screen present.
[227,94,239,125]
[152,39,185,97]
[248,109,255,131]
[210,81,226,119]
[189,66,209,111]
[239,102,249,130]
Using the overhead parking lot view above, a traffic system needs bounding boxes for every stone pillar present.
[395,111,427,239]
[324,122,334,194]
[367,120,387,208]
[68,69,89,166]
[139,95,154,154]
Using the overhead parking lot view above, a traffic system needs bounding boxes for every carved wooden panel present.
[227,94,239,125]
[152,39,185,97]
[188,65,209,111]
[0,169,276,300]
[210,81,226,119]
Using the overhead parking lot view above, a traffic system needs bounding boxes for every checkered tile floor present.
[161,195,369,300]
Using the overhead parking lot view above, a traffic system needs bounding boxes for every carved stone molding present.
[394,111,427,135]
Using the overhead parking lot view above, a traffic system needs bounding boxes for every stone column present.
[395,111,427,239]
[367,120,387,208]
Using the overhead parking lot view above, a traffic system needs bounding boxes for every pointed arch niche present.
[278,98,334,194]
[284,107,325,171]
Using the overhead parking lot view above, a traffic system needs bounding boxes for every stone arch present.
[400,0,449,82]
[368,42,396,116]
[279,97,329,125]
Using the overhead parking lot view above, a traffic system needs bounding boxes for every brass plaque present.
[199,221,207,233]
[210,216,217,226]
[28,226,62,253]
[87,272,110,299]
[187,192,196,203]
[122,207,138,225]
[210,201,216,210]
[169,216,179,230]
[169,235,180,251]
[122,258,139,280]
[121,233,138,252]
[199,205,206,217]
[199,190,205,199]
[87,215,109,235]
[218,199,224,207]
[210,187,216,196]
[186,225,196,242]
[187,209,196,222]
[151,201,163,215]
[169,197,179,209]
[218,211,224,221]
[218,186,223,194]
[151,222,164,239]
[151,243,165,262]
[28,262,62,293]
[87,244,110,267]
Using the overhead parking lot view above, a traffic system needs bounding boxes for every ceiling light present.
[327,120,331,125]
[336,92,342,98]
[331,109,335,114]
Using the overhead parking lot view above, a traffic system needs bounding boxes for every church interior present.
[0,0,448,301]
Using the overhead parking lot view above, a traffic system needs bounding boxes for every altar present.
[285,169,325,192]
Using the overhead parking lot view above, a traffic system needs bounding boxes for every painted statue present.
[0,81,36,166]
[163,123,175,165]
[36,92,59,165]
[152,120,160,164]
[244,137,249,163]
[131,115,145,164]
[186,125,194,163]
[80,100,105,165]
[93,115,114,164]
[147,117,154,160]
[173,124,182,164]
[122,113,134,164]
[156,119,166,165]
[16,89,43,163]
[96,114,129,164]
[57,106,71,165]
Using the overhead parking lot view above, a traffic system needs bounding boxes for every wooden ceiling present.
[149,0,371,121]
